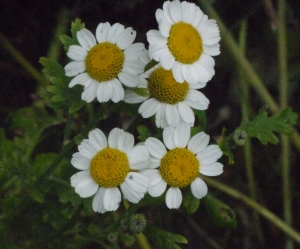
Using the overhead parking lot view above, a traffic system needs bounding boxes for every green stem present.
[238,19,263,243]
[202,176,300,244]
[277,0,293,248]
[63,113,74,144]
[0,32,46,87]
[198,0,300,151]
[135,233,152,249]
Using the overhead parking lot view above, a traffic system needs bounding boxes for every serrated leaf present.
[27,185,44,203]
[145,226,187,249]
[239,108,298,145]
[204,194,237,229]
[60,18,85,52]
[120,233,135,247]
[219,128,234,164]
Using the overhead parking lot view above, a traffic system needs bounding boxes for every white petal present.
[88,129,107,151]
[165,187,182,209]
[120,181,144,203]
[107,23,124,44]
[203,44,220,56]
[124,43,146,59]
[122,59,144,75]
[145,137,166,159]
[139,98,160,118]
[189,82,207,89]
[69,73,91,88]
[67,45,88,61]
[108,128,123,149]
[160,51,175,70]
[149,156,161,169]
[177,102,195,125]
[187,132,210,154]
[65,61,86,77]
[92,187,106,213]
[97,81,113,103]
[182,64,199,84]
[155,9,164,23]
[173,122,190,148]
[147,30,166,45]
[103,187,121,211]
[172,62,184,83]
[77,28,96,51]
[95,22,111,43]
[124,89,148,104]
[197,145,222,165]
[128,145,150,169]
[190,178,208,198]
[185,89,209,110]
[165,104,180,127]
[163,126,176,150]
[169,0,182,23]
[155,103,168,128]
[81,81,98,103]
[71,152,90,170]
[125,172,149,193]
[110,78,125,103]
[78,139,98,159]
[162,1,174,25]
[74,177,98,198]
[117,131,134,153]
[70,170,90,187]
[118,72,139,87]
[200,162,223,176]
[140,169,162,186]
[158,18,172,38]
[116,27,136,50]
[148,179,167,197]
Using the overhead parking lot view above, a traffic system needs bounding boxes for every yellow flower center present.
[90,148,129,188]
[168,22,203,64]
[159,148,199,188]
[85,42,124,82]
[148,67,189,104]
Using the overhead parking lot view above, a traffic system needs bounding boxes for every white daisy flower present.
[124,52,209,128]
[70,128,150,213]
[147,0,220,84]
[65,22,146,103]
[142,123,223,209]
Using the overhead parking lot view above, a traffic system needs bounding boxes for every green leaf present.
[219,128,234,164]
[144,59,159,72]
[137,125,151,142]
[60,18,85,52]
[40,57,85,113]
[204,194,237,229]
[239,108,298,145]
[183,188,200,214]
[145,226,187,249]
[120,233,135,247]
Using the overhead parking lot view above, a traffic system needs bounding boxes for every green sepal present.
[144,59,159,72]
[204,194,237,229]
[60,18,85,52]
[191,110,206,136]
[238,107,298,145]
[145,226,188,249]
[133,87,150,97]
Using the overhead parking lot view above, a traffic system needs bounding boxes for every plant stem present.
[198,0,300,151]
[0,32,46,87]
[277,0,293,248]
[135,233,152,249]
[202,176,300,244]
[238,19,263,243]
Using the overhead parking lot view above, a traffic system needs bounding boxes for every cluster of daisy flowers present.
[67,0,223,212]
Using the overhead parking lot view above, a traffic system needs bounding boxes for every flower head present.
[142,123,223,209]
[147,0,220,84]
[70,128,150,213]
[124,53,209,128]
[65,22,146,103]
